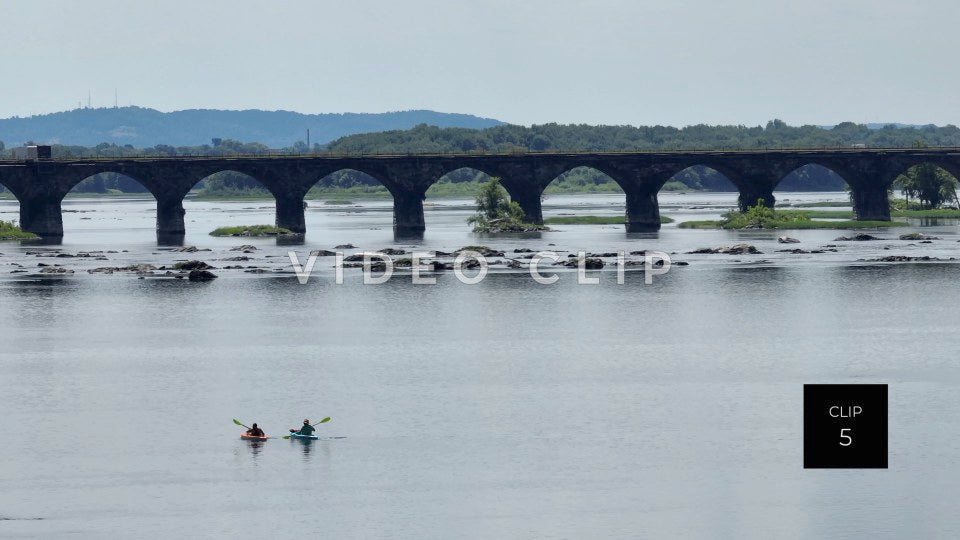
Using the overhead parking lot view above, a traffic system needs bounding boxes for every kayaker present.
[246,423,265,437]
[290,419,316,436]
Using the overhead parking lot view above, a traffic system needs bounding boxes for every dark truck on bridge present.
[11,145,52,161]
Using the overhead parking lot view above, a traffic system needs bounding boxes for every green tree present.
[896,163,959,209]
[466,178,536,232]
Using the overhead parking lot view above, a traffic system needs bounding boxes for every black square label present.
[804,384,887,469]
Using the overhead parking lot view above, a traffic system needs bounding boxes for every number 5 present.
[839,428,852,447]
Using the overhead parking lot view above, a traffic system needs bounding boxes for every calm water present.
[1,192,959,539]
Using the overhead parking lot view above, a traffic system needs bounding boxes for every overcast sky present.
[3,0,959,126]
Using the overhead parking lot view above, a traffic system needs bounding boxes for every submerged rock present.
[39,266,74,274]
[560,257,604,269]
[834,234,879,241]
[865,255,952,262]
[687,244,762,255]
[378,248,407,255]
[88,264,157,275]
[899,232,940,241]
[778,236,801,244]
[310,249,336,257]
[231,245,258,252]
[455,246,504,257]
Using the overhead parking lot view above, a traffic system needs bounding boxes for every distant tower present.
[114,88,118,108]
[87,91,91,109]
[307,129,310,149]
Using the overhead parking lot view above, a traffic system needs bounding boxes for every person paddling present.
[246,423,265,437]
[290,419,316,436]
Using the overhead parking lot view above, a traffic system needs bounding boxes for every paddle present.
[282,417,331,439]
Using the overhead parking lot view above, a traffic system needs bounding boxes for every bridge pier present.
[624,188,661,232]
[497,182,543,224]
[275,195,307,234]
[156,196,186,244]
[850,184,891,221]
[737,184,776,212]
[393,191,426,238]
[20,196,64,238]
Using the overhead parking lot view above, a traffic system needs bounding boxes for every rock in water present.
[834,234,879,241]
[455,246,505,257]
[899,232,940,241]
[188,269,217,281]
[778,236,800,244]
[687,244,762,255]
[173,260,214,270]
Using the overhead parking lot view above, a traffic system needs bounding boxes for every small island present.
[0,220,38,240]
[467,178,548,233]
[209,225,295,237]
[678,200,908,229]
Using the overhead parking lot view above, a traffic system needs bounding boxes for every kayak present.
[240,433,268,441]
[289,432,318,440]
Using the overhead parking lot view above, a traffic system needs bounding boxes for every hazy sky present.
[3,0,959,126]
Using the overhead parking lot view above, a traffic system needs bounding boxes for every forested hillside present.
[0,107,502,148]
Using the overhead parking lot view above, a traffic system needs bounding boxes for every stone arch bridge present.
[0,148,958,241]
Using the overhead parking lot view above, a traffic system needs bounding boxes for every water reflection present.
[294,439,314,459]
[625,231,660,240]
[275,234,306,246]
[156,233,186,246]
[245,440,266,459]
[21,236,64,246]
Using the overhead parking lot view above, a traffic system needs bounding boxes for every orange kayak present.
[240,433,268,441]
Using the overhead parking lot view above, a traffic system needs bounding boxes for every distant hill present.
[0,106,504,148]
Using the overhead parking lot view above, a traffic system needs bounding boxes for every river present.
[1,192,958,538]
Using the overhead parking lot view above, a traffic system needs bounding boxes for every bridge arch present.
[545,165,627,194]
[191,170,268,197]
[774,163,849,192]
[67,171,155,196]
[666,165,737,192]
[301,168,428,238]
[427,167,495,199]
[0,178,20,227]
[305,168,391,199]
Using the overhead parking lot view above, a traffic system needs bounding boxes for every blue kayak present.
[289,432,318,440]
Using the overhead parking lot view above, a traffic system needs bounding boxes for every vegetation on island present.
[209,225,294,237]
[678,200,909,230]
[467,178,547,233]
[0,220,38,240]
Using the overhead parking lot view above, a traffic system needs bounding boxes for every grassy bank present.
[678,219,908,229]
[0,220,38,240]
[544,215,674,225]
[679,201,910,229]
[209,225,294,237]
